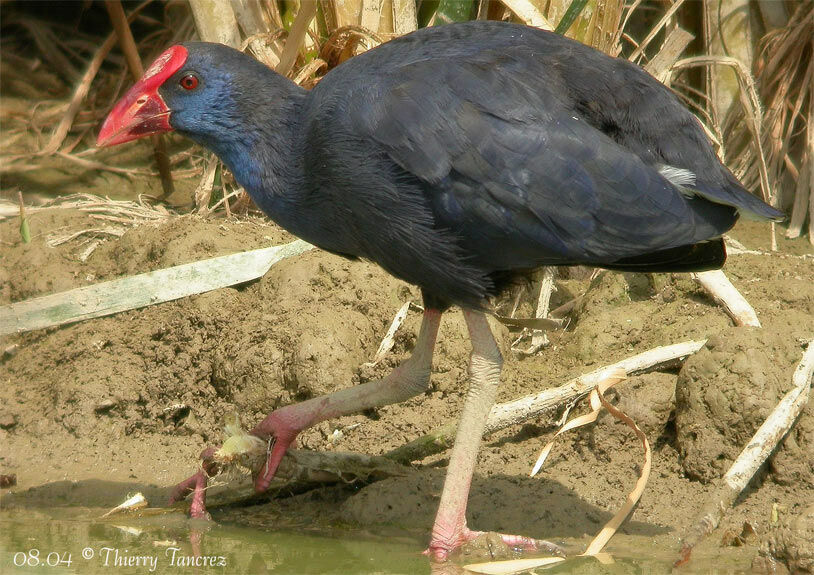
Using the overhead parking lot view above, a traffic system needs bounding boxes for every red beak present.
[97,45,188,147]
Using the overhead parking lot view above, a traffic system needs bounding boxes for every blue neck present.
[188,91,308,232]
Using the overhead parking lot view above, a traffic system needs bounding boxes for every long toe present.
[427,527,566,562]
[252,434,295,492]
[168,469,211,519]
[490,533,565,557]
[168,447,219,519]
[168,472,199,505]
[251,410,304,492]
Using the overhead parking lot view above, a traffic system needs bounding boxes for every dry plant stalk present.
[276,2,318,77]
[644,26,694,82]
[786,74,813,242]
[786,151,810,240]
[360,0,385,32]
[724,236,813,260]
[46,227,126,248]
[0,193,170,222]
[500,0,553,31]
[511,267,557,355]
[293,58,328,86]
[627,0,685,64]
[41,0,152,156]
[392,0,418,34]
[672,57,774,204]
[363,301,412,367]
[320,26,384,68]
[241,32,284,69]
[188,0,241,46]
[42,33,117,155]
[586,0,625,55]
[530,267,557,350]
[676,340,814,567]
[386,339,706,464]
[193,156,219,215]
[105,0,174,198]
[54,152,155,178]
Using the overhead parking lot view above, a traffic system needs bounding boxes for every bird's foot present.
[168,447,219,519]
[425,527,565,562]
[250,409,302,492]
[169,407,305,518]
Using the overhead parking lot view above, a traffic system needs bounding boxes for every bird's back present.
[295,21,781,307]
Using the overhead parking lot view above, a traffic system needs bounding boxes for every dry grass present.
[723,2,812,243]
[0,192,173,259]
[0,1,195,202]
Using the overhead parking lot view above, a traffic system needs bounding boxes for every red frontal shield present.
[97,45,188,147]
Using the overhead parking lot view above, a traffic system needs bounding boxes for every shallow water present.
[0,505,754,575]
[0,506,427,574]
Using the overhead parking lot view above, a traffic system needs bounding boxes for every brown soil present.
[1,208,812,571]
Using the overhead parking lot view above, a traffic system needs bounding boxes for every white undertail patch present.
[658,164,697,197]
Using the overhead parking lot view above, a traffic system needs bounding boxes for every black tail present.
[599,238,726,273]
[693,173,785,222]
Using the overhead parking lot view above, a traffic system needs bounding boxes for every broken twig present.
[101,492,148,518]
[513,267,557,355]
[691,269,761,327]
[363,301,412,367]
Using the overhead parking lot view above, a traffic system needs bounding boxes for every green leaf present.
[418,0,439,27]
[19,217,30,243]
[432,0,475,26]
[555,0,589,35]
[281,0,297,30]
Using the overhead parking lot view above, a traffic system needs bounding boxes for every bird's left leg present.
[426,310,562,562]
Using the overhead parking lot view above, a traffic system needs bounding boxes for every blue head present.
[97,42,304,188]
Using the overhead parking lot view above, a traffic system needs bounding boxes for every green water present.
[0,507,427,574]
[0,505,754,574]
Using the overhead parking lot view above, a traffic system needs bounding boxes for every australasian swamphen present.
[98,21,783,561]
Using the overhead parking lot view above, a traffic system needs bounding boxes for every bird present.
[98,20,783,561]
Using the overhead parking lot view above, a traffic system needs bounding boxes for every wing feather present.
[350,58,726,270]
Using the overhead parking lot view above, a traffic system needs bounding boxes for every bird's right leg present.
[251,307,442,491]
[169,308,442,516]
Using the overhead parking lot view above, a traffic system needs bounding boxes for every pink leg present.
[253,308,441,490]
[427,310,563,562]
[170,309,442,512]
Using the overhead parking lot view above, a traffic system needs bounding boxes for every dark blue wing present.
[301,22,779,306]
[348,56,734,272]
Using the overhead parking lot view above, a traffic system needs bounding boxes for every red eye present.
[180,74,198,90]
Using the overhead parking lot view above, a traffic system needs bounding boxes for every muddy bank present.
[1,209,812,571]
